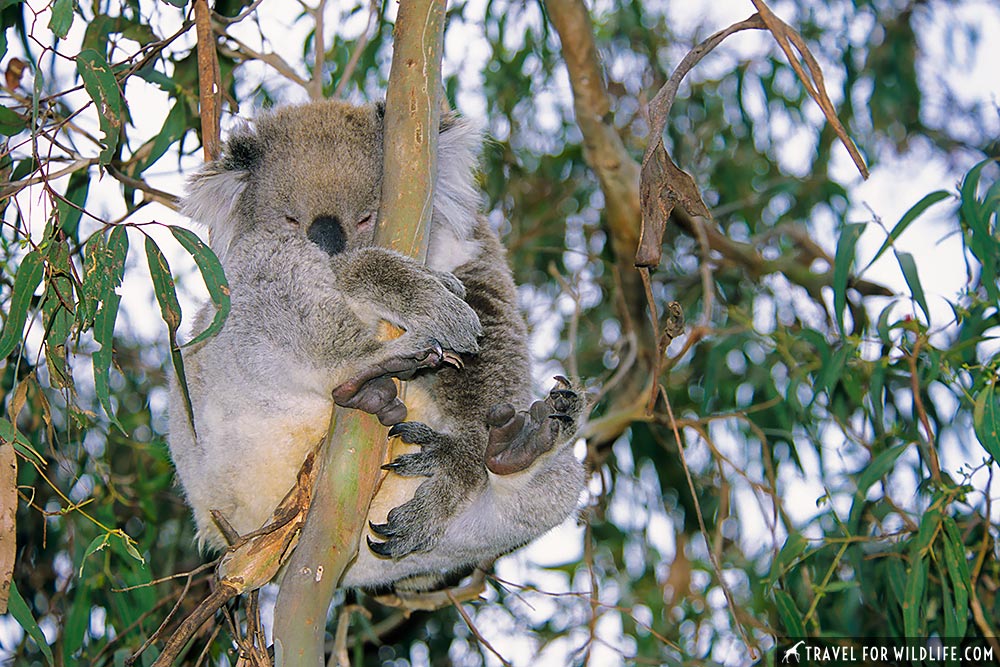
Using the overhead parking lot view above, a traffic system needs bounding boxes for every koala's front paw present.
[484,376,583,476]
[414,291,482,358]
[367,422,481,559]
[432,270,467,300]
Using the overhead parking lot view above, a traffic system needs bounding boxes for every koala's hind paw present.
[332,340,452,425]
[367,422,481,558]
[484,377,583,476]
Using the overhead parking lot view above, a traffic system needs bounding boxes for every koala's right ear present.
[181,125,262,262]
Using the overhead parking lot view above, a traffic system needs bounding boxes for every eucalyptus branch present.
[218,35,310,89]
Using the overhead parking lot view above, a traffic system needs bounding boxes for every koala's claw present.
[366,535,394,558]
[484,380,584,476]
[371,422,483,559]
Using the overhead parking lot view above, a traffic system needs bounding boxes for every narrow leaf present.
[903,555,927,637]
[856,444,908,497]
[832,222,864,336]
[0,418,45,467]
[48,0,74,38]
[773,589,806,638]
[973,381,1000,461]
[0,250,45,359]
[136,102,187,175]
[7,581,54,665]
[93,226,128,431]
[169,226,230,346]
[0,105,25,136]
[145,235,195,434]
[78,534,111,576]
[769,533,808,586]
[894,250,930,323]
[863,190,951,272]
[62,584,90,663]
[941,518,970,638]
[75,49,123,164]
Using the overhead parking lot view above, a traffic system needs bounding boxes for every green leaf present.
[768,533,808,586]
[145,235,195,434]
[973,381,1000,461]
[136,102,187,175]
[169,226,230,346]
[0,417,45,467]
[0,104,25,135]
[56,171,91,238]
[62,583,90,663]
[0,249,45,359]
[832,222,864,336]
[773,589,806,637]
[92,226,129,431]
[903,554,927,637]
[894,250,930,323]
[78,534,111,575]
[941,517,970,638]
[863,190,951,272]
[48,0,74,38]
[76,49,123,164]
[856,444,908,497]
[7,581,55,665]
[41,241,76,389]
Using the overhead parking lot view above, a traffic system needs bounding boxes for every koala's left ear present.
[182,124,262,262]
[434,114,483,229]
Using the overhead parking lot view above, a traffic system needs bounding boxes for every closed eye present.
[285,215,299,225]
[357,212,374,228]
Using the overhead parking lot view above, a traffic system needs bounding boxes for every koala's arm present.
[334,246,481,354]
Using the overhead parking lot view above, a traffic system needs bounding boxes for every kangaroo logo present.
[783,640,806,663]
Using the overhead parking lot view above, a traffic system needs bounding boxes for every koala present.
[168,100,586,592]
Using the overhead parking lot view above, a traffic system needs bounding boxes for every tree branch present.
[271,2,447,665]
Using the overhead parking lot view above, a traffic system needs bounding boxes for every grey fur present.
[168,99,586,591]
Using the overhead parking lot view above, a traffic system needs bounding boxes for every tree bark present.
[271,2,446,665]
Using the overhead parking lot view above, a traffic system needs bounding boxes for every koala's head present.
[182,100,481,263]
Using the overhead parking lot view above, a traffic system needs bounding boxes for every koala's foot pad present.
[484,377,582,476]
[332,339,461,426]
[367,422,467,559]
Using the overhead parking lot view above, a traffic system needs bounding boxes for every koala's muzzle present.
[307,215,346,255]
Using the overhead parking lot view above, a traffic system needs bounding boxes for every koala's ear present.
[181,125,261,262]
[434,114,483,229]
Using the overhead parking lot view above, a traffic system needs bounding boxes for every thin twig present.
[660,391,758,658]
[309,0,331,100]
[218,37,309,89]
[447,591,512,667]
[333,0,380,99]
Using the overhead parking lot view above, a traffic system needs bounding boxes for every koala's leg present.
[483,377,584,475]
[366,422,487,558]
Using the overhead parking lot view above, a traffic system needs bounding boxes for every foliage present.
[0,0,998,665]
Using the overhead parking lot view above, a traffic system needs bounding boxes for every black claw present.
[553,375,571,388]
[369,520,392,537]
[550,389,577,400]
[381,460,401,471]
[366,536,393,558]
[387,423,405,438]
[548,413,574,423]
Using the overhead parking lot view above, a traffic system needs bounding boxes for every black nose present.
[307,215,346,255]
